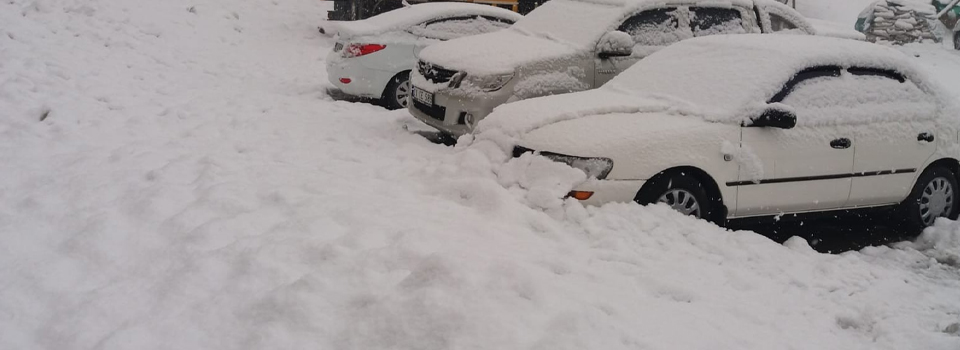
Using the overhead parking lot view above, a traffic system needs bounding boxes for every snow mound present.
[2,1,960,350]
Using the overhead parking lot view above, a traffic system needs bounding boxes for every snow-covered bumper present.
[408,72,512,137]
[569,179,646,206]
[325,51,394,99]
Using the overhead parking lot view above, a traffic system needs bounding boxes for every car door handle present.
[918,132,935,143]
[830,138,852,149]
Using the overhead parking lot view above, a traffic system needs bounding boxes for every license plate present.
[412,87,433,105]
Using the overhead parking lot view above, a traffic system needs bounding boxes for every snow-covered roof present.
[606,34,931,119]
[332,2,522,38]
[479,34,944,136]
[420,0,768,74]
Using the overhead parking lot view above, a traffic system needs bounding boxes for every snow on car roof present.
[421,0,763,74]
[512,0,755,48]
[479,34,948,137]
[606,34,935,121]
[333,3,522,38]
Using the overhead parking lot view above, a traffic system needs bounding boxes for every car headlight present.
[465,72,514,92]
[514,146,614,179]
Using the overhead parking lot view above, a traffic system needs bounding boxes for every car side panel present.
[326,41,417,98]
[848,120,938,207]
[519,113,741,212]
[735,126,856,217]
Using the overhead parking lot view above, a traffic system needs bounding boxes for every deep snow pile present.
[2,1,960,349]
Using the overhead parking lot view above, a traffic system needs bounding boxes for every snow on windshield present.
[511,0,626,48]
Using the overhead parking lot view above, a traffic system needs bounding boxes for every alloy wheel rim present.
[396,80,410,108]
[658,189,701,218]
[919,176,954,226]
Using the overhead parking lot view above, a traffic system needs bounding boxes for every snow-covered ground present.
[2,0,960,349]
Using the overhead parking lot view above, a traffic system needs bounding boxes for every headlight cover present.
[465,72,514,92]
[514,146,614,180]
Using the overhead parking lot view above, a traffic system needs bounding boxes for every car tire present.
[954,32,960,51]
[382,71,411,110]
[635,171,715,222]
[896,166,959,234]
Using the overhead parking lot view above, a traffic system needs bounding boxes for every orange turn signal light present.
[568,191,594,201]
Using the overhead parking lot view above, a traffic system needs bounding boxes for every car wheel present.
[954,32,960,51]
[635,172,714,221]
[382,71,411,110]
[897,166,959,234]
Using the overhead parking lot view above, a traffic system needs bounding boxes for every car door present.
[596,7,685,87]
[843,68,939,207]
[735,66,856,217]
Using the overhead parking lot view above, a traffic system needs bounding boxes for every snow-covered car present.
[483,34,960,232]
[409,0,824,136]
[933,0,960,49]
[326,3,521,109]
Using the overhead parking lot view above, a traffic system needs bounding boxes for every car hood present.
[518,111,731,159]
[477,88,703,138]
[417,30,582,75]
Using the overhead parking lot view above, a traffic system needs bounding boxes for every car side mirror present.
[748,107,797,129]
[597,31,634,59]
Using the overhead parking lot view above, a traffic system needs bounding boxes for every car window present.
[768,13,798,32]
[779,68,937,126]
[689,7,746,37]
[618,8,690,46]
[408,16,513,40]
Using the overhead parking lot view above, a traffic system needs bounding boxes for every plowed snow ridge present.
[1,0,960,349]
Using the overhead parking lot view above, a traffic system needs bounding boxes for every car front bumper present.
[408,81,512,137]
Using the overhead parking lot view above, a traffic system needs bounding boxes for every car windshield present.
[605,41,797,117]
[511,0,626,48]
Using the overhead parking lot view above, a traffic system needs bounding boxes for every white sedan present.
[482,34,959,232]
[325,3,521,109]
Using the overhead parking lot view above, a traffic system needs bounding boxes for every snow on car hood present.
[417,30,582,75]
[476,88,701,137]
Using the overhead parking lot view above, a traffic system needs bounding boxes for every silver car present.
[409,0,819,136]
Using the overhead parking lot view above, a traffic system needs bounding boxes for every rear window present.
[409,16,512,40]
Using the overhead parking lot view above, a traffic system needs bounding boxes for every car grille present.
[334,43,343,52]
[413,100,446,121]
[418,61,457,84]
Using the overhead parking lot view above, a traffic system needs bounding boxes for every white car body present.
[479,34,960,224]
[325,3,521,108]
[410,0,837,136]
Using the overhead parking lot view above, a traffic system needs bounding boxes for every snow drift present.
[2,0,960,349]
